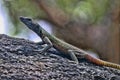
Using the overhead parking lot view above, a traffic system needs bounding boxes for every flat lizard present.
[20,17,120,70]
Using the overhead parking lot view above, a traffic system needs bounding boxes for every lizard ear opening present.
[36,24,44,38]
[40,29,44,38]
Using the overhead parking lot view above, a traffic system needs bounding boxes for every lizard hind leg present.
[68,50,79,64]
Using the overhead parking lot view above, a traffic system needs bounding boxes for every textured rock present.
[0,34,120,80]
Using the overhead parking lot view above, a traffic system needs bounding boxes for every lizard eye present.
[25,18,32,22]
[20,16,32,22]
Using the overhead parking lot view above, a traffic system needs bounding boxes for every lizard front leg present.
[39,36,53,54]
[37,41,45,45]
[34,36,53,54]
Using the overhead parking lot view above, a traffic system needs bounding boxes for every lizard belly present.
[53,43,68,53]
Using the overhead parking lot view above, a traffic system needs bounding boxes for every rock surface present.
[0,34,120,80]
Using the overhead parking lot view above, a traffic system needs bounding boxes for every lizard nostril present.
[19,16,24,21]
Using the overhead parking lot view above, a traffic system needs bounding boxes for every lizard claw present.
[68,60,79,64]
[33,49,45,54]
[39,49,46,54]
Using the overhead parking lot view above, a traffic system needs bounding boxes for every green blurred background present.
[0,0,120,63]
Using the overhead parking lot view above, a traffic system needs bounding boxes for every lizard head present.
[20,16,44,38]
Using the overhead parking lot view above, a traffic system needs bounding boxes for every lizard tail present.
[85,54,120,70]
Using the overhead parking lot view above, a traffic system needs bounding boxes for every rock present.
[0,34,119,80]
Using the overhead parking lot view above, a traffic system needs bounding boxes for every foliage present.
[4,0,45,35]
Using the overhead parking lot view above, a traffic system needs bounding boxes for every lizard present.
[20,16,120,70]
